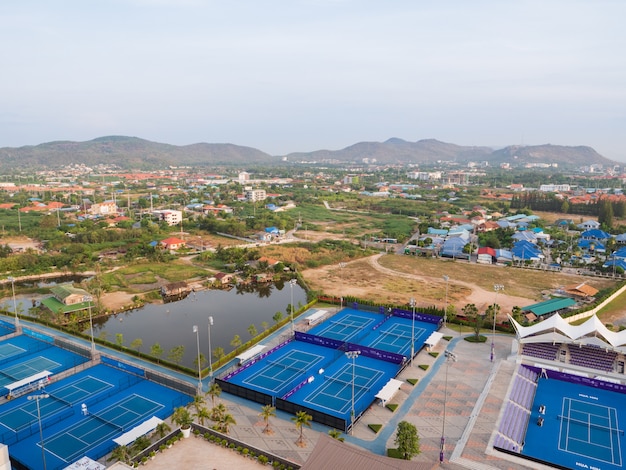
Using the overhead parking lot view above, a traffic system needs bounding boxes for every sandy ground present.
[302,254,535,318]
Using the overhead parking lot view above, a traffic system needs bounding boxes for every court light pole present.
[491,284,504,362]
[289,279,297,335]
[28,393,49,470]
[193,325,202,394]
[208,316,214,379]
[8,276,19,330]
[443,275,449,327]
[409,298,416,366]
[440,350,456,464]
[339,262,346,309]
[345,350,361,434]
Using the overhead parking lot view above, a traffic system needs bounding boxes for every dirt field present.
[301,253,618,318]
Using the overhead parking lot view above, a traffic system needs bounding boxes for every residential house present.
[160,237,186,251]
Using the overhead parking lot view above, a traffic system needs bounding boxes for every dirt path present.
[366,254,534,312]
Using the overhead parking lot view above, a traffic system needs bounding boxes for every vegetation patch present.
[428,352,439,358]
[386,403,399,412]
[387,448,402,459]
[418,364,429,371]
[464,335,488,343]
[443,335,453,341]
[406,378,418,386]
[368,424,382,433]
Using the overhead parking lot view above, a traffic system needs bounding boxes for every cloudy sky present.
[1,1,625,160]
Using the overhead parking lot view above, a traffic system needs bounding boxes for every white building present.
[539,184,570,192]
[245,189,267,202]
[152,209,182,226]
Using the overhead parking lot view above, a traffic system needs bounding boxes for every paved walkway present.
[133,326,549,469]
[12,315,544,468]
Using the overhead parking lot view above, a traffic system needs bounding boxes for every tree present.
[273,311,283,324]
[191,394,206,416]
[328,428,345,442]
[193,353,207,371]
[462,303,481,340]
[211,403,227,422]
[213,346,225,363]
[150,343,164,363]
[291,410,312,447]
[167,345,185,365]
[230,335,242,353]
[132,435,151,454]
[195,406,210,426]
[130,338,143,353]
[219,413,236,434]
[208,382,222,407]
[154,421,171,440]
[259,404,276,435]
[107,445,131,464]
[115,333,124,347]
[247,324,258,339]
[261,321,269,331]
[394,420,420,460]
[599,199,614,228]
[172,406,193,430]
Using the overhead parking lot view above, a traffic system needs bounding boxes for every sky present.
[1,1,625,160]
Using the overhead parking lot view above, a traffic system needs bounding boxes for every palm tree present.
[132,435,151,454]
[211,403,227,422]
[154,421,171,440]
[259,404,276,435]
[207,382,221,407]
[291,410,312,447]
[191,394,206,416]
[196,406,211,426]
[220,413,236,434]
[107,445,130,464]
[328,429,344,442]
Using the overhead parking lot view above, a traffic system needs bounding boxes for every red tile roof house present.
[160,237,186,251]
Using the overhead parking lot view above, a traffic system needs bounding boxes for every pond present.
[89,281,308,369]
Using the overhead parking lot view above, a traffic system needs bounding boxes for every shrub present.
[443,336,453,341]
[159,444,166,452]
[368,424,382,433]
[386,403,398,412]
[258,455,269,464]
[387,448,402,458]
[242,448,250,456]
[428,352,439,358]
[407,378,418,386]
[418,364,429,371]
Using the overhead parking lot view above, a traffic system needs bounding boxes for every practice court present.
[521,374,625,469]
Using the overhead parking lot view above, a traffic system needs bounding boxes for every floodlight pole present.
[208,316,214,379]
[8,276,19,330]
[289,279,297,335]
[83,295,95,358]
[193,325,202,394]
[28,393,49,470]
[409,298,416,366]
[491,285,504,362]
[440,351,456,464]
[443,275,449,327]
[345,350,361,434]
[339,262,346,309]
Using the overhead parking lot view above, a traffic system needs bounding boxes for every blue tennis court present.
[7,363,191,470]
[313,313,375,343]
[243,349,326,393]
[0,343,25,361]
[522,374,626,469]
[44,393,163,464]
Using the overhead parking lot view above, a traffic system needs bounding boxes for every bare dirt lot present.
[301,253,617,316]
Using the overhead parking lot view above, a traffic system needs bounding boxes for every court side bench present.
[375,379,404,407]
[4,370,52,400]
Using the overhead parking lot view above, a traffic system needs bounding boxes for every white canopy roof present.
[375,378,403,405]
[509,313,626,352]
[113,416,163,446]
[236,344,266,364]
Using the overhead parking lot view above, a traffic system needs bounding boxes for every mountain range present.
[0,136,616,171]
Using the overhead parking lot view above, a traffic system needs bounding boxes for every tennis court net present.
[557,414,624,435]
[91,412,124,432]
[379,330,413,341]
[266,360,308,374]
[324,375,371,391]
[47,392,73,407]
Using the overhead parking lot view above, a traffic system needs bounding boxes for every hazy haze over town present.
[1,1,625,160]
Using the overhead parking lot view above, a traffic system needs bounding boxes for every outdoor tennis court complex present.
[0,321,192,470]
[218,305,442,432]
